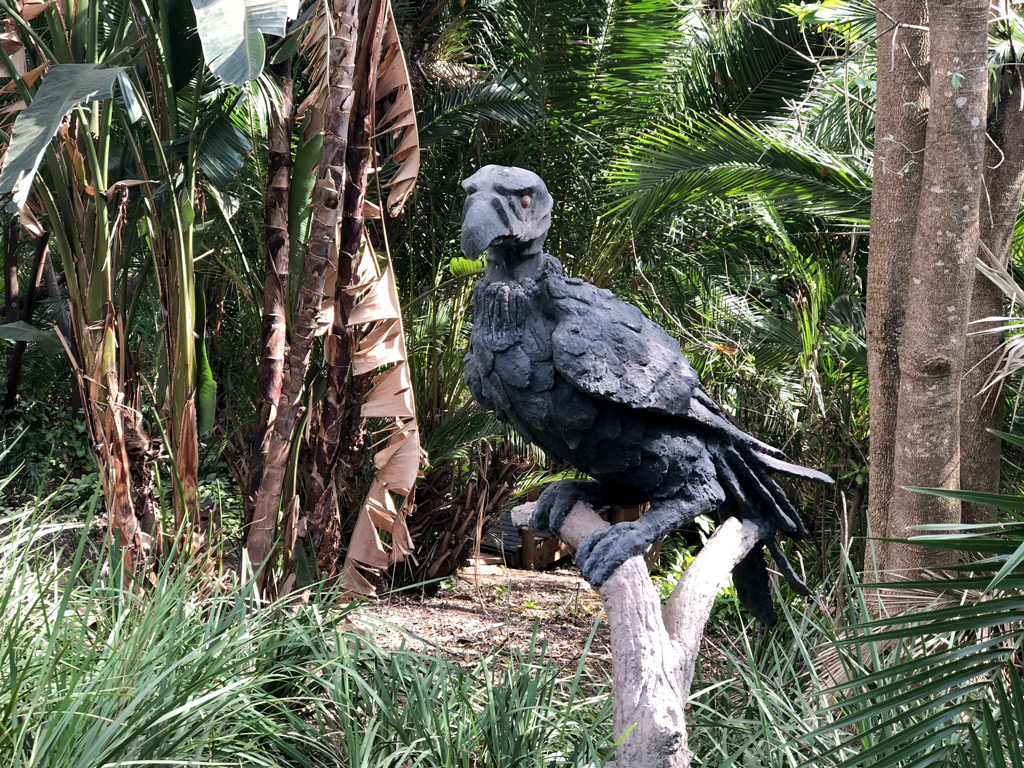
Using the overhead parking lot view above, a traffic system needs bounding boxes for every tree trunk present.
[959,84,1024,524]
[304,1,385,577]
[247,57,294,532]
[887,0,989,573]
[246,0,363,587]
[864,0,928,577]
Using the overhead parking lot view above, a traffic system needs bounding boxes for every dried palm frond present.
[370,5,419,216]
[338,235,426,595]
[295,0,332,118]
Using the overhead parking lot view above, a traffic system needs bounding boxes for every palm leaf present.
[676,0,825,119]
[417,70,535,152]
[807,472,1024,767]
[372,4,420,216]
[606,113,871,227]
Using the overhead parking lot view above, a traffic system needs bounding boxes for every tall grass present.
[687,542,1024,768]
[0,498,614,767]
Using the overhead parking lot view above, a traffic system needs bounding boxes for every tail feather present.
[733,546,779,625]
[711,440,830,610]
[753,450,834,485]
[726,446,801,535]
[766,538,813,597]
[755,467,808,539]
[716,497,779,625]
[688,394,787,460]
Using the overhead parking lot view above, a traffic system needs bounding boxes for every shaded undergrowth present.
[0,502,614,768]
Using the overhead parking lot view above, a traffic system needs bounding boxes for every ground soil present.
[358,563,612,674]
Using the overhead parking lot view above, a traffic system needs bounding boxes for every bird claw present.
[531,480,602,534]
[576,521,649,587]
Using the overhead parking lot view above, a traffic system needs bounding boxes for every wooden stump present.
[512,501,765,768]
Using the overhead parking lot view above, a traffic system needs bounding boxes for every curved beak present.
[461,195,512,259]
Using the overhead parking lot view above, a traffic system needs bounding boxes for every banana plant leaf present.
[194,276,218,433]
[0,320,56,344]
[190,0,295,85]
[0,64,123,212]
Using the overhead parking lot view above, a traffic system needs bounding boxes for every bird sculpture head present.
[460,165,553,265]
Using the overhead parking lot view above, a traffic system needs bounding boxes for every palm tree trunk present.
[304,0,385,577]
[246,0,365,587]
[887,0,989,574]
[247,58,294,531]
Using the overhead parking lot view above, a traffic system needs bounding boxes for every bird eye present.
[520,195,531,209]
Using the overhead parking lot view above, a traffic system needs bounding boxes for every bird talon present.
[577,521,647,587]
[532,480,602,535]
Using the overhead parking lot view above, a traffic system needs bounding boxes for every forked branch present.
[512,502,764,768]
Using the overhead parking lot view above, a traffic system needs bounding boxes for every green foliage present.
[449,256,486,279]
[194,275,218,433]
[0,400,99,506]
[802,490,1024,767]
[606,115,870,226]
[0,500,614,767]
[0,64,123,211]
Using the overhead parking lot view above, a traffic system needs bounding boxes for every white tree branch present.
[663,517,765,693]
[512,501,765,768]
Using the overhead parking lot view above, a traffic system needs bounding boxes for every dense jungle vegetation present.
[2,0,1024,765]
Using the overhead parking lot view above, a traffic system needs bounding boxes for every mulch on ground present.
[358,564,612,673]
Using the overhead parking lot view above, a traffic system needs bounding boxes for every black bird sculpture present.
[460,166,832,624]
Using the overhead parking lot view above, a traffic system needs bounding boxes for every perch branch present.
[663,516,766,693]
[512,501,766,768]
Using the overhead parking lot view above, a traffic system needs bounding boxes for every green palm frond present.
[785,0,877,43]
[805,475,1024,768]
[676,0,825,120]
[783,58,876,154]
[606,113,871,228]
[418,70,536,151]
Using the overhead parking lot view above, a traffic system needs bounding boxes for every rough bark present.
[246,0,362,586]
[887,0,989,573]
[247,58,295,532]
[304,0,385,577]
[960,84,1024,524]
[102,367,141,576]
[513,502,764,768]
[4,233,48,410]
[865,0,928,576]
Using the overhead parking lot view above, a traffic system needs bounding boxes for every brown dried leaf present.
[19,0,54,21]
[352,320,403,374]
[19,200,43,236]
[364,479,398,530]
[339,562,377,596]
[0,62,45,94]
[371,6,419,216]
[361,361,415,419]
[347,262,401,325]
[296,0,331,117]
[0,33,25,78]
[347,509,390,569]
[374,424,420,495]
[0,100,26,114]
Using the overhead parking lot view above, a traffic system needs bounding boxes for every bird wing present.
[546,272,701,418]
[545,267,832,476]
